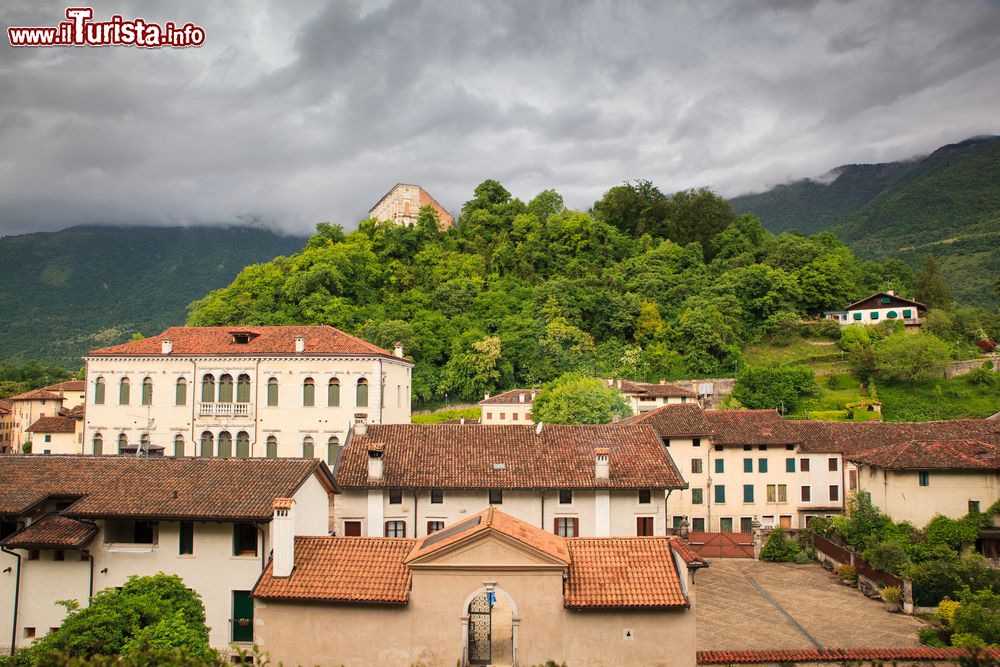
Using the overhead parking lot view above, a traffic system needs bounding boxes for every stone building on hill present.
[369,183,454,230]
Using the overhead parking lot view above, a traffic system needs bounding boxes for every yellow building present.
[369,183,454,230]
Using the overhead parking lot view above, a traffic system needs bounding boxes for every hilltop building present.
[369,183,454,230]
[824,291,926,328]
[618,379,701,413]
[479,388,536,424]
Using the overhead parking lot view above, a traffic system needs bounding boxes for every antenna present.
[125,406,155,457]
[535,422,543,436]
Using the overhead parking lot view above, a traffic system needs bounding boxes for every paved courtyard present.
[696,559,925,650]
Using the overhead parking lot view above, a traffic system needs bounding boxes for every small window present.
[94,377,105,404]
[829,485,840,502]
[327,378,340,407]
[887,311,898,319]
[92,433,103,456]
[758,458,768,473]
[105,520,156,544]
[356,378,369,408]
[217,431,233,457]
[691,459,703,474]
[53,550,64,561]
[903,309,913,318]
[918,471,929,487]
[118,378,130,405]
[554,517,578,537]
[385,520,406,538]
[714,485,726,504]
[969,500,981,514]
[692,488,704,505]
[692,517,705,531]
[743,458,752,473]
[800,458,810,472]
[179,521,194,555]
[489,489,503,505]
[236,374,251,403]
[343,521,362,536]
[302,378,315,407]
[558,490,573,505]
[714,445,723,452]
[427,521,445,534]
[266,435,278,458]
[430,489,444,504]
[720,517,733,533]
[233,523,257,556]
[327,436,339,466]
[201,374,215,403]
[881,296,891,304]
[175,378,187,406]
[141,378,153,406]
[218,374,234,403]
[636,517,654,536]
[715,459,724,474]
[302,436,314,459]
[692,438,701,447]
[740,517,753,532]
[23,627,35,639]
[801,486,811,502]
[638,489,652,504]
[853,312,863,321]
[786,458,795,473]
[266,378,279,407]
[388,489,403,504]
[743,484,754,503]
[757,445,767,451]
[44,434,51,443]
[785,444,794,451]
[236,431,249,458]
[743,445,752,452]
[512,413,518,421]
[117,433,128,454]
[828,458,839,472]
[173,434,184,457]
[870,311,879,320]
[27,550,40,561]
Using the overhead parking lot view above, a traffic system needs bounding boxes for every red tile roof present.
[87,326,407,361]
[0,456,335,521]
[26,416,76,434]
[253,536,414,604]
[705,409,799,445]
[563,536,690,608]
[62,405,86,419]
[794,419,1000,455]
[479,389,536,405]
[8,389,64,401]
[849,438,1000,471]
[620,379,698,399]
[0,513,97,549]
[698,648,1000,664]
[618,403,712,435]
[336,423,685,490]
[43,381,86,392]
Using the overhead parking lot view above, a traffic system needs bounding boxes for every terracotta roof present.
[0,400,11,415]
[618,403,713,435]
[63,405,86,419]
[26,416,77,434]
[0,513,97,549]
[563,537,690,608]
[43,381,86,392]
[406,507,570,564]
[8,389,64,401]
[479,389,536,405]
[253,536,414,604]
[0,456,335,520]
[697,647,1000,664]
[87,326,407,361]
[336,423,685,490]
[794,419,1000,455]
[848,438,1000,471]
[620,379,698,399]
[705,409,799,445]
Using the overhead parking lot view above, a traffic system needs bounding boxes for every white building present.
[82,326,413,462]
[0,456,335,653]
[617,379,700,414]
[479,388,536,424]
[824,291,926,327]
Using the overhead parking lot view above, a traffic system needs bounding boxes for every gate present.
[467,592,491,665]
[686,532,754,558]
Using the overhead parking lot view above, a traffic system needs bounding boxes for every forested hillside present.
[732,136,1000,308]
[188,181,907,405]
[0,225,306,367]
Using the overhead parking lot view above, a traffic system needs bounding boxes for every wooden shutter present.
[572,518,579,537]
[553,518,559,535]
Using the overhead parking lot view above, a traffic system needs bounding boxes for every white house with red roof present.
[82,326,413,461]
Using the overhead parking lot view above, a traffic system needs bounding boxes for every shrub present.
[952,589,1000,647]
[926,515,979,551]
[965,366,996,388]
[880,585,903,605]
[834,564,857,581]
[760,528,799,562]
[937,599,962,627]
[918,626,949,648]
[862,541,911,576]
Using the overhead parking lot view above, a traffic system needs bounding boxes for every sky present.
[1,0,999,237]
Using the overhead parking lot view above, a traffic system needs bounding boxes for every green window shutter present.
[94,380,105,405]
[174,436,184,457]
[219,376,234,403]
[201,377,214,402]
[200,433,213,457]
[232,591,253,643]
[853,312,862,320]
[356,381,369,408]
[236,377,250,403]
[175,380,186,406]
[786,458,795,473]
[218,432,232,457]
[903,309,912,318]
[179,522,194,555]
[92,435,103,455]
[267,380,278,407]
[302,439,314,459]
[887,311,898,318]
[715,458,724,473]
[743,458,753,473]
[692,488,703,505]
[881,296,891,304]
[141,380,152,406]
[119,380,130,405]
[720,518,733,533]
[303,380,315,407]
[266,437,277,458]
[714,485,726,504]
[870,312,879,319]
[743,484,754,502]
[328,381,340,407]
[236,432,249,458]
[759,458,768,473]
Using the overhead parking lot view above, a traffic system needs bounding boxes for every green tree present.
[731,365,818,413]
[952,588,1000,647]
[872,332,951,387]
[914,255,951,311]
[532,373,632,424]
[438,336,504,402]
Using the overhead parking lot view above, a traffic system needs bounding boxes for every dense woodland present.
[188,180,926,406]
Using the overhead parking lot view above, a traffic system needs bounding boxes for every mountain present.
[731,136,1000,308]
[0,225,307,367]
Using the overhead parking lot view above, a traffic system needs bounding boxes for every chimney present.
[161,339,172,355]
[354,413,368,436]
[272,498,295,578]
[594,448,610,481]
[484,391,490,400]
[611,414,620,423]
[659,378,666,385]
[691,380,699,395]
[887,290,895,296]
[393,341,404,358]
[295,335,305,353]
[519,393,525,403]
[367,443,384,481]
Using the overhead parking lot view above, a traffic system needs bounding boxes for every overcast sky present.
[1,0,998,237]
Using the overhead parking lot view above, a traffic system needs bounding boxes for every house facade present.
[252,507,702,667]
[617,379,701,414]
[25,406,84,455]
[825,291,926,327]
[8,390,65,452]
[0,400,12,454]
[0,456,335,653]
[479,388,536,424]
[369,183,455,230]
[82,326,413,461]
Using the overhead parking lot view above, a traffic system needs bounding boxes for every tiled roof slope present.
[253,536,414,604]
[63,405,86,419]
[698,647,1000,664]
[479,389,536,405]
[794,419,1000,455]
[0,513,97,549]
[337,423,685,490]
[87,325,403,360]
[0,456,333,520]
[0,400,12,414]
[620,379,697,398]
[9,389,64,401]
[43,380,86,392]
[705,409,799,445]
[618,403,712,435]
[406,507,570,564]
[849,438,1000,470]
[26,416,76,433]
[563,537,689,608]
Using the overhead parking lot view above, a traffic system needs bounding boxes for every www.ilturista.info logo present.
[7,7,205,48]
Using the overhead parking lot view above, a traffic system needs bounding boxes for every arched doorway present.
[464,587,517,666]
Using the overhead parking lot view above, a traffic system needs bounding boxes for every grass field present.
[743,336,845,369]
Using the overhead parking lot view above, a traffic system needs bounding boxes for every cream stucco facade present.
[10,396,64,451]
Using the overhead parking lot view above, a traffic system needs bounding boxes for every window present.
[201,374,215,402]
[766,484,787,503]
[829,485,840,502]
[430,489,444,504]
[27,550,39,561]
[720,517,733,533]
[743,458,753,473]
[691,459,703,474]
[715,445,723,452]
[849,469,858,490]
[356,378,369,408]
[236,431,250,458]
[672,516,683,530]
[786,458,795,473]
[215,431,231,457]
[427,521,445,534]
[105,520,156,544]
[636,517,654,536]
[758,458,768,473]
[554,517,579,537]
[302,378,315,407]
[853,312,863,321]
[327,378,340,407]
[266,435,277,458]
[828,457,839,472]
[218,374,234,403]
[266,378,279,407]
[638,489,652,504]
[23,627,35,639]
[94,377,105,404]
[743,445,752,451]
[757,445,767,451]
[179,521,194,555]
[343,521,362,536]
[801,486,811,502]
[692,438,701,447]
[500,413,506,420]
[743,484,754,503]
[692,488,703,505]
[786,444,794,451]
[173,434,184,457]
[870,311,879,320]
[661,437,670,447]
[236,374,250,402]
[233,523,257,556]
[327,436,339,466]
[44,434,51,443]
[489,489,503,505]
[117,433,128,453]
[715,459,724,474]
[512,413,518,421]
[918,471,929,487]
[385,521,406,538]
[714,485,726,504]
[302,436,314,459]
[53,549,64,561]
[486,412,493,420]
[903,309,913,318]
[175,378,187,406]
[740,517,753,533]
[559,490,573,505]
[887,311,898,319]
[118,377,130,405]
[93,433,103,456]
[800,458,810,472]
[388,489,403,504]
[141,377,153,406]
[199,431,214,457]
[970,500,981,514]
[692,517,705,531]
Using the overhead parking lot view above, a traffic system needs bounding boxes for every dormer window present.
[230,331,257,345]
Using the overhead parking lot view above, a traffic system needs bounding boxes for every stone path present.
[696,560,925,650]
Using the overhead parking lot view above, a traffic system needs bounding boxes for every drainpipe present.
[1,546,21,655]
[77,519,99,599]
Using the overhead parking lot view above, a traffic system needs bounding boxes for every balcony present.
[198,402,252,418]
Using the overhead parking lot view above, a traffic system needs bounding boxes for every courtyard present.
[696,559,925,650]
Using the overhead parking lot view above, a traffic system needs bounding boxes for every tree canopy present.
[531,373,632,424]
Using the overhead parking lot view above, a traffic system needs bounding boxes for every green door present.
[232,591,253,643]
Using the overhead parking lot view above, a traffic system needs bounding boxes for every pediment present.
[407,530,568,568]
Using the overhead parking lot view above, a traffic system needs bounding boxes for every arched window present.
[327,436,339,466]
[140,433,151,452]
[117,433,128,454]
[303,378,315,407]
[266,378,279,407]
[356,378,369,408]
[200,431,214,457]
[201,374,215,403]
[302,436,314,459]
[218,431,233,457]
[173,434,185,457]
[141,377,153,406]
[175,378,187,406]
[94,377,106,405]
[93,433,103,455]
[236,431,250,458]
[266,435,278,458]
[237,374,251,403]
[119,378,131,405]
[218,374,234,403]
[328,378,341,407]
